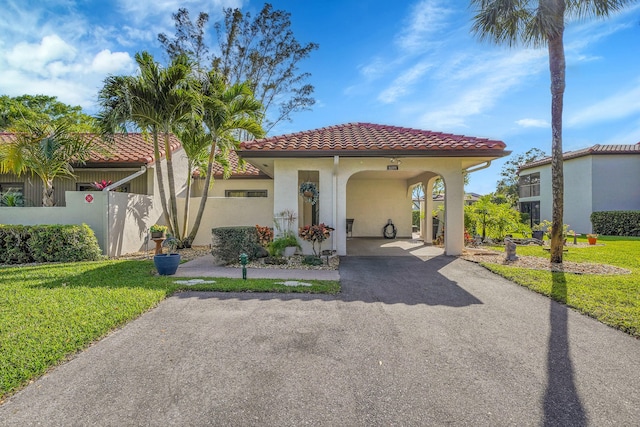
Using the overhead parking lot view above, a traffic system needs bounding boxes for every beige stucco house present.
[238,123,508,256]
[2,123,509,257]
[518,143,640,233]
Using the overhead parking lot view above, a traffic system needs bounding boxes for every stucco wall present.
[177,197,273,246]
[0,191,108,249]
[592,155,640,212]
[346,178,412,238]
[563,156,593,233]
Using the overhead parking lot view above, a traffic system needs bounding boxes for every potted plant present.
[154,235,181,275]
[270,233,301,258]
[299,182,319,205]
[587,233,598,245]
[150,224,168,239]
[299,223,334,257]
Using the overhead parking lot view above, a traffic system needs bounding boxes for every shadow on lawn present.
[5,260,174,291]
[543,271,587,426]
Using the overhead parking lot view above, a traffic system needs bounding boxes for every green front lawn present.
[0,260,339,399]
[480,236,640,337]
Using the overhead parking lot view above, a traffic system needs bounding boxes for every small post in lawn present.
[239,253,248,280]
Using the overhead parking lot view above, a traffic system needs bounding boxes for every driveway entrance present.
[346,236,443,258]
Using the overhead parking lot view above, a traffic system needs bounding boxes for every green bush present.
[302,255,323,266]
[591,211,640,236]
[211,226,262,265]
[268,234,300,257]
[0,225,32,264]
[0,224,102,264]
[412,210,421,227]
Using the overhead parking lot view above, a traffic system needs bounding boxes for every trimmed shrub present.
[211,226,261,265]
[0,224,102,264]
[0,225,32,264]
[591,211,640,236]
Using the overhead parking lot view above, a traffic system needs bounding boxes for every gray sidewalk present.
[172,254,340,281]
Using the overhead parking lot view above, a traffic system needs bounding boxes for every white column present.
[335,173,349,256]
[443,170,464,256]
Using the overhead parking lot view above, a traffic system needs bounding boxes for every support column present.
[443,170,464,256]
[423,179,435,245]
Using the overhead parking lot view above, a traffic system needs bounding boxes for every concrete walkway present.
[173,254,340,281]
[1,255,639,426]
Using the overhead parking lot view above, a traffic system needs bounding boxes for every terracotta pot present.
[588,237,597,245]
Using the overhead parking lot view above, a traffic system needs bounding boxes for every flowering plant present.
[299,223,334,256]
[299,182,319,205]
[92,179,113,190]
[256,225,274,247]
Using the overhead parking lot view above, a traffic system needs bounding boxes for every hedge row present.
[0,224,102,264]
[211,226,262,265]
[591,211,640,236]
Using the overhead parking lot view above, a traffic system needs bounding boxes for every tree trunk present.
[547,0,566,264]
[152,129,172,233]
[187,138,217,244]
[181,165,193,244]
[42,177,55,207]
[163,132,181,241]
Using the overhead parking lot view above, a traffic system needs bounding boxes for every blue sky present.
[1,0,639,194]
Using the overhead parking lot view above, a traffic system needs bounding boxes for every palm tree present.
[175,120,210,239]
[185,71,265,245]
[0,121,95,206]
[470,0,633,263]
[97,51,195,240]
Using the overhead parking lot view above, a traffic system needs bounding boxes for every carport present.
[240,123,509,256]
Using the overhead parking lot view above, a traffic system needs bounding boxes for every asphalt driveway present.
[1,255,639,426]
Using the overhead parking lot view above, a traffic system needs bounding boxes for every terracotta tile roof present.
[520,144,640,170]
[240,122,507,157]
[0,132,181,166]
[211,150,266,178]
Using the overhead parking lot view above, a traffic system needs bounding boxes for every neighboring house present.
[517,143,640,233]
[1,123,509,257]
[0,132,183,206]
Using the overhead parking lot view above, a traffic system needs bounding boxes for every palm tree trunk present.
[163,132,181,241]
[42,177,55,207]
[187,139,217,244]
[181,165,192,242]
[152,129,172,232]
[547,0,566,264]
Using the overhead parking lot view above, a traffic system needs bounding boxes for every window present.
[225,190,268,198]
[519,201,540,228]
[518,172,540,198]
[76,183,130,192]
[0,183,24,195]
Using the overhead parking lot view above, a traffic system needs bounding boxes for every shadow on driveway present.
[339,255,482,307]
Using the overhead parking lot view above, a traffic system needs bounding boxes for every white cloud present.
[567,83,640,127]
[396,0,453,53]
[516,118,549,128]
[7,35,77,74]
[418,48,548,130]
[378,61,432,103]
[116,0,243,25]
[91,50,134,74]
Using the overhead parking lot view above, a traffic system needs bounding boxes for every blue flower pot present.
[154,253,181,275]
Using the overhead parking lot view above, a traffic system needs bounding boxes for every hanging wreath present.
[299,181,319,205]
